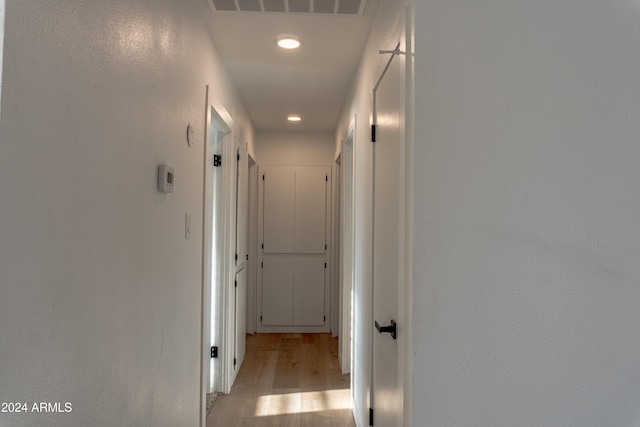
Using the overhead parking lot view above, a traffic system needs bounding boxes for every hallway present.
[6,1,640,426]
[207,334,354,427]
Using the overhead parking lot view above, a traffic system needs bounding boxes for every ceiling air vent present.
[208,0,368,16]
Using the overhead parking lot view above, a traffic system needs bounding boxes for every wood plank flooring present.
[207,333,355,427]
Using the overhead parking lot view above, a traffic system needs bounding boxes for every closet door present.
[294,170,327,253]
[263,169,295,253]
[259,166,330,331]
[293,259,325,325]
[261,258,293,325]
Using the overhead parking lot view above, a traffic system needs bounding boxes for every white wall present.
[255,130,335,165]
[334,2,408,425]
[413,1,640,426]
[0,0,253,426]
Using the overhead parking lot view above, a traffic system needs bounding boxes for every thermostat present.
[158,165,174,193]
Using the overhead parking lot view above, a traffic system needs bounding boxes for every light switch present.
[157,165,174,193]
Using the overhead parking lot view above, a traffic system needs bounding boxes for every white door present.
[232,144,248,380]
[258,166,330,332]
[262,168,296,253]
[293,258,326,325]
[233,268,246,372]
[294,170,327,254]
[371,41,406,425]
[261,258,294,325]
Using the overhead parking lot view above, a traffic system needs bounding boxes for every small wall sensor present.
[158,165,174,193]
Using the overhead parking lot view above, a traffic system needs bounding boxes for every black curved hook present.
[374,319,397,340]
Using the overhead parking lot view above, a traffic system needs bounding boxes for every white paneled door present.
[259,166,331,332]
[371,32,407,427]
[261,258,294,325]
[231,143,248,384]
[294,170,327,254]
[262,169,295,253]
[293,258,326,325]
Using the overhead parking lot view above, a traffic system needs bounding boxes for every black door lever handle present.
[375,319,397,340]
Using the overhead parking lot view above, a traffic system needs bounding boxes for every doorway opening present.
[201,89,237,424]
[202,104,230,412]
[246,156,258,334]
[201,87,252,427]
[338,116,356,377]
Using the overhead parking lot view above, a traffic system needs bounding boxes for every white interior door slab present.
[293,258,326,325]
[263,169,295,253]
[371,43,404,426]
[294,170,327,253]
[234,267,246,373]
[258,166,331,333]
[261,258,293,325]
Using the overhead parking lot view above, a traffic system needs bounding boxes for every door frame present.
[200,85,237,426]
[229,138,248,387]
[332,156,341,339]
[338,115,356,376]
[246,155,258,334]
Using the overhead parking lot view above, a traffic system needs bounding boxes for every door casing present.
[200,85,247,426]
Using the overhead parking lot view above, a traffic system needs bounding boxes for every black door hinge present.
[262,174,265,181]
[324,262,327,268]
[213,154,222,167]
[324,315,326,322]
[261,261,263,268]
[326,175,328,182]
[237,153,240,161]
[235,253,238,262]
[371,125,377,143]
[369,408,374,426]
[235,280,238,288]
[233,358,237,367]
[211,346,218,358]
[246,254,249,261]
[260,315,263,322]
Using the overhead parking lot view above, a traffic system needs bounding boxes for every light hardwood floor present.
[207,333,355,427]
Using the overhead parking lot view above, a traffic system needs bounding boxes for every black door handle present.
[375,319,397,340]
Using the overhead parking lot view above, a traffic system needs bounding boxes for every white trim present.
[199,86,209,427]
[219,131,236,394]
[200,86,238,427]
[331,157,341,339]
[353,397,368,427]
[246,155,258,334]
[402,5,414,426]
[341,115,356,376]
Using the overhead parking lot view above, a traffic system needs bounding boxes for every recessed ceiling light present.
[287,115,302,122]
[276,36,302,50]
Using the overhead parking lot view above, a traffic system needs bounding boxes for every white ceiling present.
[202,0,378,132]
